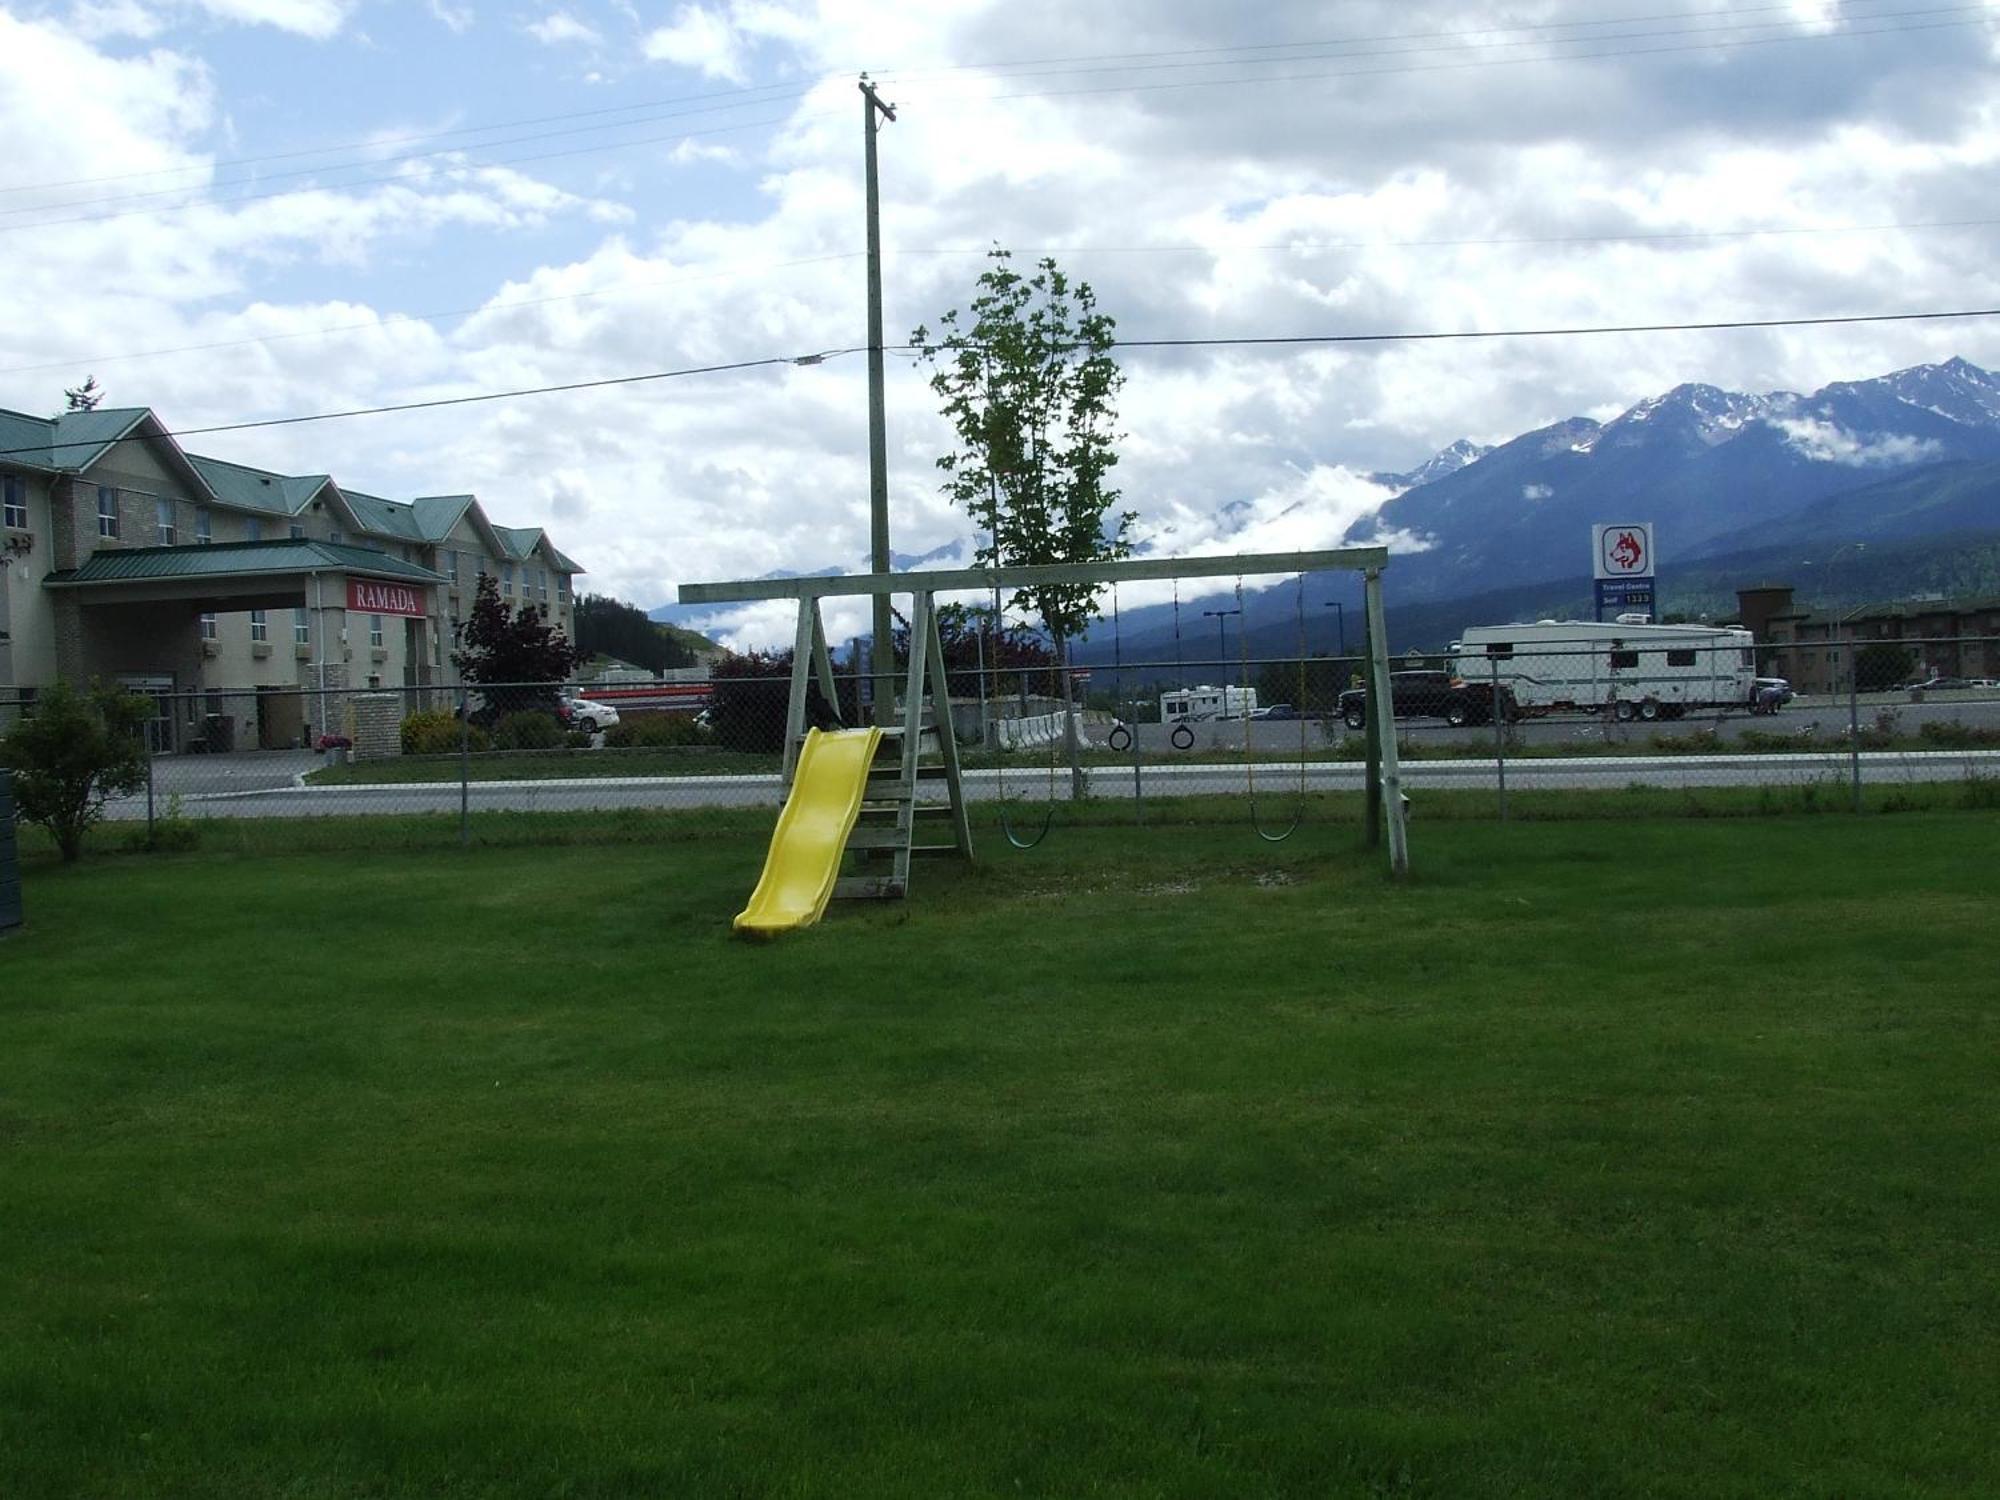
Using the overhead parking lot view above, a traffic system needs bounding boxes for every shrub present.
[494,711,564,751]
[605,713,709,749]
[401,709,461,756]
[1918,719,2000,749]
[564,730,592,750]
[0,678,151,862]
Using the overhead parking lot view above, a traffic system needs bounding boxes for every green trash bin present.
[0,768,21,935]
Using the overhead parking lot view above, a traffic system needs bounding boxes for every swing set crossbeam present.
[680,545,1410,887]
[674,547,1390,605]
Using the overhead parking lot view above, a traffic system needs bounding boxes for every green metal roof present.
[0,406,152,474]
[185,454,328,516]
[490,523,581,573]
[410,493,476,541]
[44,538,446,588]
[340,488,426,542]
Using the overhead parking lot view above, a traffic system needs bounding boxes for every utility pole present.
[1202,607,1241,669]
[861,75,897,725]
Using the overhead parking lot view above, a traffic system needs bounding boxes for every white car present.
[561,695,620,733]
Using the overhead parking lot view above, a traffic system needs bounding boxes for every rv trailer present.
[1450,618,1757,721]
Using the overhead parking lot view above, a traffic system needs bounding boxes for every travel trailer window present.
[1667,649,1697,666]
[1610,649,1639,669]
[1484,642,1514,656]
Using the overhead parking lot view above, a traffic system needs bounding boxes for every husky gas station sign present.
[1591,522,1656,620]
[346,577,430,617]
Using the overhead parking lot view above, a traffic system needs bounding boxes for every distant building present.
[1733,585,2000,692]
[0,404,583,749]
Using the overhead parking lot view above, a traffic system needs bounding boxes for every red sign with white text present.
[346,577,430,617]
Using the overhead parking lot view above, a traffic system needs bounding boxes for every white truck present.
[1449,618,1758,721]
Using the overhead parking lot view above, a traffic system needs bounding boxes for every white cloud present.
[428,1,475,34]
[1522,484,1553,500]
[61,0,167,40]
[191,0,353,37]
[1772,418,1945,468]
[525,10,599,46]
[642,4,748,82]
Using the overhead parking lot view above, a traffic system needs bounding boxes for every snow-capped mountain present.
[1369,437,1492,494]
[1346,356,2000,602]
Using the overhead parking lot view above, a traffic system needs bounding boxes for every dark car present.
[1252,703,1298,720]
[1338,670,1516,729]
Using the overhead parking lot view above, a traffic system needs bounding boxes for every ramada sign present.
[346,578,429,617]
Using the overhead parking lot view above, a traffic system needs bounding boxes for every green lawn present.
[3,815,1998,1497]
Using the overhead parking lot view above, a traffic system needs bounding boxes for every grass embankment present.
[4,815,1999,1497]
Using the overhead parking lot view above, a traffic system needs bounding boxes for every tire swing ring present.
[1170,722,1195,751]
[1107,723,1133,753]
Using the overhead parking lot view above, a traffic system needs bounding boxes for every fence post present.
[1847,639,1862,814]
[1362,638,1382,848]
[145,741,156,842]
[458,682,471,849]
[1490,655,1508,822]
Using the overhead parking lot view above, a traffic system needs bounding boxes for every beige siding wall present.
[2,474,59,694]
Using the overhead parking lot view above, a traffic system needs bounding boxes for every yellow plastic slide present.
[733,726,883,938]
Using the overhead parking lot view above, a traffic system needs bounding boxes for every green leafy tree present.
[0,679,150,862]
[452,573,580,715]
[913,247,1134,652]
[573,594,697,674]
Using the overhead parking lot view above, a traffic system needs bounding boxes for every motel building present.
[0,404,583,751]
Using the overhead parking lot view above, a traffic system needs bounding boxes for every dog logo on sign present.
[1604,528,1647,574]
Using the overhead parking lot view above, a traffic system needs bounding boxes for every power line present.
[16,213,1998,379]
[929,12,1991,106]
[2,351,859,459]
[0,80,825,199]
[0,107,828,232]
[873,0,1931,79]
[1098,306,2000,352]
[880,0,1975,87]
[8,306,1999,461]
[0,0,1896,202]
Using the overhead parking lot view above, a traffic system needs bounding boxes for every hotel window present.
[294,609,310,647]
[199,613,218,641]
[370,615,384,648]
[195,507,212,544]
[502,563,514,596]
[558,575,571,602]
[537,568,548,604]
[290,523,306,540]
[250,609,269,643]
[154,496,176,545]
[329,528,343,545]
[246,517,263,543]
[447,550,459,582]
[97,485,119,538]
[3,476,28,530]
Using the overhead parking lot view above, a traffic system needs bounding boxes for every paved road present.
[1136,693,2000,755]
[101,747,2000,820]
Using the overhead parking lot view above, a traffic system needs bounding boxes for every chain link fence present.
[4,631,1998,854]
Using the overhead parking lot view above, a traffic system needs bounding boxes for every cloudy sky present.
[4,0,2000,644]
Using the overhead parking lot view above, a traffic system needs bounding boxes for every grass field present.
[4,813,1998,1497]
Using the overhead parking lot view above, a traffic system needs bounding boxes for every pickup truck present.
[1338,670,1517,729]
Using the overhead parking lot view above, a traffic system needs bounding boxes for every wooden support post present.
[901,592,930,791]
[925,598,973,859]
[781,597,814,787]
[809,599,842,725]
[1363,568,1410,878]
